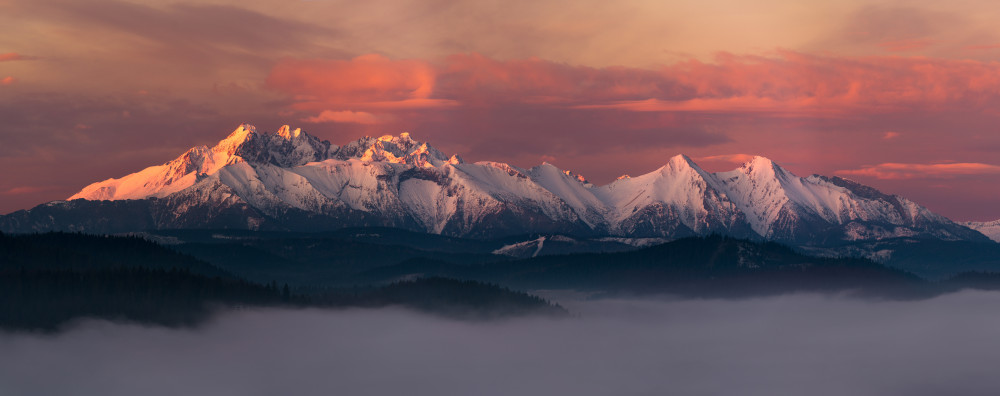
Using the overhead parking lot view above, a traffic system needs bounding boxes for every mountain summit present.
[2,124,991,245]
[68,125,454,201]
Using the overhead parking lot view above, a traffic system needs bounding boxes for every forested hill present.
[0,233,564,332]
[0,268,293,331]
[361,235,937,298]
[0,231,228,276]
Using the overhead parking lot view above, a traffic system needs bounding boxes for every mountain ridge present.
[964,220,1000,242]
[2,124,992,246]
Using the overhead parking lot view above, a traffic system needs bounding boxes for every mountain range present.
[964,220,1000,243]
[1,124,994,248]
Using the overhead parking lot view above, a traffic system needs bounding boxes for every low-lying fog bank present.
[3,291,1000,396]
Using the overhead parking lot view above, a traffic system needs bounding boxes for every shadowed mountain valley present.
[5,230,1000,331]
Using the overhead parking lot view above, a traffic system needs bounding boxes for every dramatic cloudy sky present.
[2,0,999,220]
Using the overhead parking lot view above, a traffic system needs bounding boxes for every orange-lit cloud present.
[651,51,1000,114]
[883,131,901,140]
[837,162,1000,179]
[435,53,681,105]
[266,54,444,110]
[0,53,26,62]
[698,154,757,164]
[0,76,15,85]
[270,51,1000,117]
[302,110,380,125]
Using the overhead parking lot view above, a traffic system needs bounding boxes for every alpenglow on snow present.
[1,124,989,245]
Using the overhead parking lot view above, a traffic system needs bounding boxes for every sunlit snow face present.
[63,125,958,243]
[4,292,1000,396]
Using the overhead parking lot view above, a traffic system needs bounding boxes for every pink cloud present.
[270,51,1000,117]
[653,51,1000,114]
[0,76,14,85]
[259,52,1000,222]
[0,53,24,62]
[837,162,1000,180]
[697,154,757,164]
[435,53,681,105]
[302,110,381,125]
[266,54,444,109]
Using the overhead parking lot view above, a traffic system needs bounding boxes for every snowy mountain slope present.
[593,155,751,238]
[69,124,336,201]
[334,132,452,168]
[710,157,985,244]
[2,123,992,246]
[964,220,1000,242]
[526,163,608,229]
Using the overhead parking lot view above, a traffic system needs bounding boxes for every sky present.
[1,0,999,220]
[5,293,1000,395]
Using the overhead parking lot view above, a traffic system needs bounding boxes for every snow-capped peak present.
[214,123,257,155]
[737,155,785,177]
[338,132,450,167]
[69,124,335,201]
[661,154,705,174]
[59,123,989,246]
[275,124,302,140]
[594,153,739,234]
[213,124,335,168]
[668,153,695,166]
[964,219,1000,242]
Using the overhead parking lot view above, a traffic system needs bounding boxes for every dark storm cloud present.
[3,293,1000,396]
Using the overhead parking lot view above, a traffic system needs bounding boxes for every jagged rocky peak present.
[213,123,258,155]
[275,124,302,140]
[217,123,313,148]
[337,132,452,168]
[212,124,335,168]
[49,122,994,246]
[563,169,589,184]
[67,124,335,201]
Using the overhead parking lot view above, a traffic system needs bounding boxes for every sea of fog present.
[4,291,1000,396]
